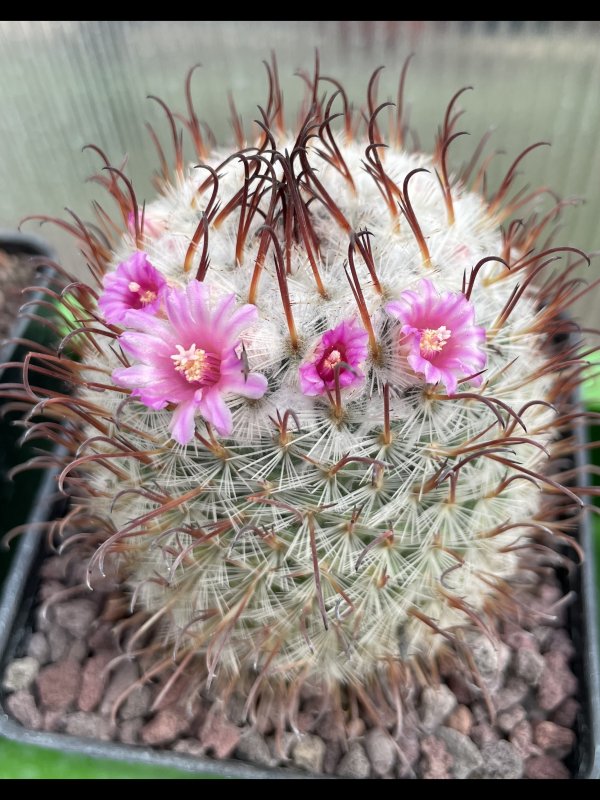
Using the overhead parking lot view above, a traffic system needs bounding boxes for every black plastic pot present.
[0,229,56,377]
[0,422,599,778]
[0,231,57,569]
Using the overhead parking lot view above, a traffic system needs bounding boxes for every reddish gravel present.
[0,546,583,779]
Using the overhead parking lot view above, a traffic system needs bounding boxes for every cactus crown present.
[8,57,593,723]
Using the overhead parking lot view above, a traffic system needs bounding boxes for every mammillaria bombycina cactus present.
[9,58,594,728]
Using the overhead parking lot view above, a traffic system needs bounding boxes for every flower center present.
[170,343,219,385]
[419,326,451,356]
[128,280,157,306]
[323,349,342,370]
[318,345,347,381]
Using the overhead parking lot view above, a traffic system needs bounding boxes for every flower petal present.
[393,279,487,393]
[98,252,166,325]
[222,303,259,340]
[200,389,233,436]
[119,332,173,362]
[122,309,173,339]
[299,362,325,395]
[169,400,198,445]
[112,364,156,389]
[165,284,198,338]
[112,281,266,441]
[299,318,368,395]
[222,369,268,399]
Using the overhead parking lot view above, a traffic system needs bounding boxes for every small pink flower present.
[386,278,486,395]
[299,319,369,396]
[128,210,166,239]
[98,252,166,324]
[112,282,268,444]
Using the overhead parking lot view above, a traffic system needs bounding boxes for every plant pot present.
[0,230,56,568]
[1,416,599,779]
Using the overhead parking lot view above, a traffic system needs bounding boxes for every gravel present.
[1,543,582,779]
[47,625,70,662]
[553,697,580,728]
[236,730,276,768]
[524,755,571,779]
[364,727,397,776]
[446,705,473,736]
[480,740,523,779]
[53,599,98,638]
[26,632,50,664]
[497,705,526,734]
[467,635,510,689]
[64,711,114,742]
[78,653,113,713]
[140,709,189,746]
[515,648,545,686]
[36,660,82,711]
[322,739,343,774]
[438,727,484,779]
[510,720,539,759]
[6,690,43,730]
[173,739,206,757]
[336,742,371,779]
[538,651,578,711]
[420,735,453,779]
[420,684,457,733]
[534,721,576,757]
[495,677,529,711]
[291,734,326,773]
[99,660,140,717]
[2,657,40,692]
[119,719,143,745]
[199,713,242,759]
[471,722,499,747]
[120,685,153,721]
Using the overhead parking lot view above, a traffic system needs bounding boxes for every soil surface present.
[1,548,581,779]
[0,250,40,344]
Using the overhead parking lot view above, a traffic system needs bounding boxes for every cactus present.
[8,59,594,724]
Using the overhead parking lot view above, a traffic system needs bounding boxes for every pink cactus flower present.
[98,252,166,324]
[299,318,369,396]
[386,278,487,395]
[112,282,268,444]
[128,210,166,239]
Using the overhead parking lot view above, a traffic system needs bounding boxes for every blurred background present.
[1,20,600,323]
[1,20,600,779]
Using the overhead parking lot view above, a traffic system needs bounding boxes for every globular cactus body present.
[11,60,592,709]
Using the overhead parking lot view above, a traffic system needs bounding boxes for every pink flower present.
[112,282,268,444]
[128,210,166,239]
[386,278,487,395]
[299,319,369,396]
[98,252,166,324]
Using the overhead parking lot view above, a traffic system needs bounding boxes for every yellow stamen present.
[128,281,157,306]
[171,343,207,383]
[420,326,451,355]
